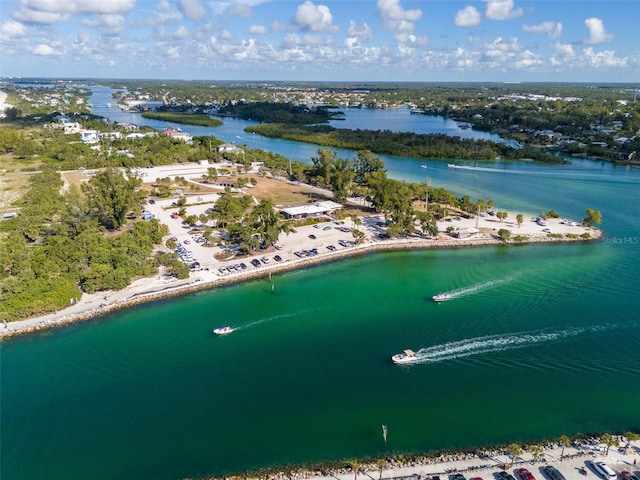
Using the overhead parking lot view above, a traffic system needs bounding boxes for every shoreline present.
[202,434,638,480]
[0,227,601,339]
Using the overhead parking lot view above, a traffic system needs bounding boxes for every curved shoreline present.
[0,229,601,339]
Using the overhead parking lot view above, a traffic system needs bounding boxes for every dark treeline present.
[246,123,564,163]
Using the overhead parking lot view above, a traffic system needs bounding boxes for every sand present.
[267,438,639,480]
[0,168,600,339]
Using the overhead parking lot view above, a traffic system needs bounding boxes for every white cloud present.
[584,18,613,44]
[174,25,190,39]
[13,0,135,24]
[346,20,372,41]
[377,0,422,43]
[0,20,28,41]
[83,14,126,36]
[292,1,337,33]
[454,6,481,27]
[30,43,65,56]
[249,24,267,35]
[484,0,523,21]
[523,21,562,39]
[178,0,207,21]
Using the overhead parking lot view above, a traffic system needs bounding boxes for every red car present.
[517,469,536,480]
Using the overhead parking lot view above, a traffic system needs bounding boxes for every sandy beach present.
[0,181,600,339]
[291,437,639,480]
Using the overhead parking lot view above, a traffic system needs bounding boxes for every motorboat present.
[213,325,234,335]
[432,292,451,302]
[392,349,418,364]
[421,164,428,168]
[448,163,457,168]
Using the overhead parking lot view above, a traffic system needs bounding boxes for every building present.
[80,130,99,144]
[451,227,479,239]
[280,201,343,220]
[217,143,241,153]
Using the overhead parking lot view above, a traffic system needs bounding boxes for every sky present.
[1,0,638,82]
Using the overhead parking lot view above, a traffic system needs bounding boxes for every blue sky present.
[1,0,638,82]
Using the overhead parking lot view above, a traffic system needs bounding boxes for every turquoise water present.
[2,88,640,479]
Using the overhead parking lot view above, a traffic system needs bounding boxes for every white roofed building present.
[280,200,342,219]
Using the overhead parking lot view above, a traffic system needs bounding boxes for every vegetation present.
[0,166,168,321]
[141,112,223,127]
[583,208,603,226]
[246,123,564,164]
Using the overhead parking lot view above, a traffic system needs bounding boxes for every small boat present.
[432,292,451,302]
[421,164,428,169]
[213,325,234,335]
[392,349,418,364]
[448,163,457,168]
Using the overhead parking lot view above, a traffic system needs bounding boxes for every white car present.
[591,461,617,480]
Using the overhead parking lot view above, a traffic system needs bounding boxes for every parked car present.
[309,234,317,239]
[516,468,536,480]
[496,472,516,480]
[591,461,617,480]
[450,474,466,480]
[621,472,639,480]
[543,466,566,480]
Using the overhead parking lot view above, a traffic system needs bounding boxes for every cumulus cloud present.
[174,25,190,39]
[249,24,267,34]
[523,21,562,39]
[178,0,207,21]
[292,1,337,33]
[346,20,372,41]
[377,0,422,43]
[0,20,28,41]
[83,14,126,36]
[584,18,613,44]
[454,6,481,27]
[13,0,135,24]
[30,43,65,56]
[484,0,523,21]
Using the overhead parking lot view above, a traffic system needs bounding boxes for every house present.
[80,130,99,144]
[63,122,82,134]
[451,227,479,239]
[217,143,241,153]
[280,201,343,220]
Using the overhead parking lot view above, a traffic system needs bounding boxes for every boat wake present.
[238,310,310,330]
[409,327,593,364]
[436,276,516,301]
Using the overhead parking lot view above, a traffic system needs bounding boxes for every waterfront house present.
[280,201,343,220]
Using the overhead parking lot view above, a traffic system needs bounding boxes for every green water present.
[2,161,640,479]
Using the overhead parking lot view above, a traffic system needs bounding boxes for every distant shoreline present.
[0,228,601,339]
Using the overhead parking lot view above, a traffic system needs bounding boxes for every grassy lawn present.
[0,153,40,212]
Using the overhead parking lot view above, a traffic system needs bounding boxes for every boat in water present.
[392,349,418,364]
[448,163,458,168]
[421,165,428,169]
[432,292,451,302]
[213,325,234,335]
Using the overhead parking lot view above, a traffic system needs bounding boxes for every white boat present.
[392,349,418,364]
[432,292,451,302]
[448,163,457,168]
[421,164,428,168]
[213,325,234,335]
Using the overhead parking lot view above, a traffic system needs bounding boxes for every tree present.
[354,150,385,185]
[529,444,543,463]
[600,433,618,456]
[377,459,387,480]
[583,208,602,226]
[498,228,511,241]
[516,214,524,227]
[559,435,571,459]
[508,443,523,465]
[81,168,142,229]
[497,211,508,222]
[251,198,281,247]
[623,432,639,454]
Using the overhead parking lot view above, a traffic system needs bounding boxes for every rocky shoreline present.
[0,228,601,339]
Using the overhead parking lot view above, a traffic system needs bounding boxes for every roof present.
[280,201,343,217]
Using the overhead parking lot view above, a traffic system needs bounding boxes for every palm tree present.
[559,435,571,460]
[600,433,619,456]
[377,459,387,480]
[516,214,524,227]
[508,443,523,466]
[623,432,640,454]
[529,444,543,463]
[351,461,360,480]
